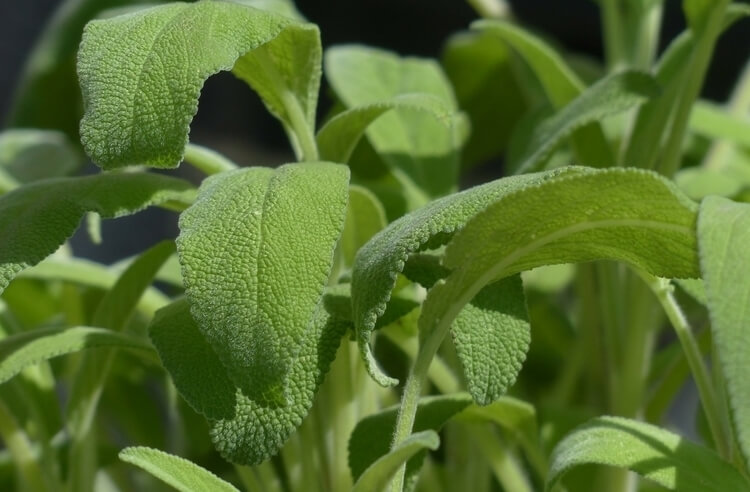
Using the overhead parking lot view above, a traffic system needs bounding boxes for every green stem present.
[183,144,238,175]
[467,0,511,19]
[469,427,533,492]
[0,400,52,492]
[0,167,19,194]
[601,0,627,70]
[641,274,731,460]
[658,0,731,177]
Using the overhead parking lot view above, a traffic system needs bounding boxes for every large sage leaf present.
[149,297,350,464]
[513,70,659,174]
[119,447,239,492]
[547,416,750,491]
[177,163,348,405]
[698,196,750,468]
[0,173,194,294]
[325,46,464,199]
[78,1,320,168]
[351,169,569,386]
[0,327,154,385]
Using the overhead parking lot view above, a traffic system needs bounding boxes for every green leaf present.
[513,70,659,174]
[119,446,239,492]
[683,0,714,33]
[325,45,463,199]
[452,275,529,405]
[349,394,473,482]
[148,297,350,464]
[92,240,175,330]
[0,172,194,294]
[689,100,750,150]
[472,19,614,167]
[339,185,387,267]
[441,30,527,168]
[352,169,555,386]
[0,327,154,385]
[176,163,348,405]
[547,416,750,491]
[78,1,320,168]
[352,430,440,492]
[316,93,453,165]
[698,196,750,469]
[0,129,81,185]
[419,168,699,370]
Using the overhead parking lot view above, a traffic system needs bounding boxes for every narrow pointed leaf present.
[0,173,194,294]
[698,196,750,468]
[349,394,473,482]
[325,46,463,198]
[452,275,530,405]
[352,169,568,386]
[119,447,239,492]
[547,416,750,491]
[176,163,349,405]
[0,327,154,385]
[514,70,659,174]
[78,1,320,168]
[149,297,350,464]
[472,20,614,167]
[352,430,440,492]
[317,93,452,164]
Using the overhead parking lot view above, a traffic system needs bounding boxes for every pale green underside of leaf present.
[177,163,348,405]
[351,169,562,387]
[325,45,462,198]
[78,1,319,168]
[0,326,154,385]
[316,93,453,165]
[119,446,239,492]
[340,185,387,268]
[352,430,439,492]
[689,100,750,150]
[698,196,750,469]
[514,70,659,174]
[148,297,349,464]
[547,416,750,491]
[0,172,194,295]
[0,129,81,184]
[472,19,614,167]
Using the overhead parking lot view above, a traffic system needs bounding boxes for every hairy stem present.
[183,144,238,175]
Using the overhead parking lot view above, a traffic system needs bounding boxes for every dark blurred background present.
[1,0,749,263]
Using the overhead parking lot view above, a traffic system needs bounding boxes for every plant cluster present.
[1,0,750,491]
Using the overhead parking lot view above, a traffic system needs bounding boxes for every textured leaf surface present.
[349,394,473,482]
[351,169,559,386]
[149,297,349,464]
[547,416,750,491]
[352,430,439,492]
[452,275,529,405]
[119,446,239,492]
[78,1,319,168]
[0,172,194,294]
[513,70,659,174]
[698,196,750,468]
[325,45,463,198]
[339,185,387,267]
[0,327,153,385]
[317,93,452,164]
[473,20,613,167]
[177,163,348,405]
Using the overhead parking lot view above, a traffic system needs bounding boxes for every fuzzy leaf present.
[547,416,750,491]
[325,45,463,198]
[0,172,194,294]
[149,297,349,464]
[349,394,473,482]
[0,129,81,184]
[339,185,387,267]
[78,1,320,168]
[0,327,153,385]
[698,196,750,469]
[352,430,440,492]
[689,100,750,150]
[317,93,452,165]
[473,19,614,167]
[514,70,659,174]
[452,275,529,405]
[119,447,239,492]
[351,169,565,386]
[176,163,348,405]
